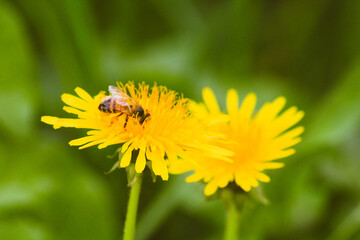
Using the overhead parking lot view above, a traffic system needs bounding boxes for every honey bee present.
[98,85,150,128]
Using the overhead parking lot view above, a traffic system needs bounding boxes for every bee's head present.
[134,106,144,117]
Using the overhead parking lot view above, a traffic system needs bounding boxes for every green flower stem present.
[224,199,240,240]
[222,190,244,240]
[123,173,142,240]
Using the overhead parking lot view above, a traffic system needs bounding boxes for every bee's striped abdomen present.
[98,98,112,113]
[98,97,122,113]
[109,98,116,113]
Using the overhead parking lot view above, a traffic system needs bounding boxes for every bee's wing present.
[109,85,135,105]
[101,96,112,101]
[109,85,126,97]
[111,97,131,108]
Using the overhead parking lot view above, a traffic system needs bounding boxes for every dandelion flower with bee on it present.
[41,82,233,180]
[170,87,305,196]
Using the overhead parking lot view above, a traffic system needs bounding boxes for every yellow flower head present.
[171,88,304,196]
[41,82,232,180]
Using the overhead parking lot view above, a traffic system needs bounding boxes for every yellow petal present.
[80,139,106,149]
[41,116,58,125]
[166,151,178,163]
[266,148,296,161]
[135,147,147,173]
[120,148,133,168]
[152,159,169,180]
[122,141,133,153]
[75,87,93,102]
[99,137,126,149]
[235,173,251,191]
[218,175,231,188]
[240,183,251,192]
[253,97,286,125]
[186,173,203,183]
[160,168,169,180]
[255,172,270,182]
[61,93,89,110]
[69,135,102,146]
[204,181,218,196]
[267,97,286,121]
[239,93,256,121]
[226,89,238,115]
[168,159,193,174]
[273,126,305,144]
[272,137,302,150]
[63,106,83,115]
[41,116,83,129]
[149,148,168,180]
[202,87,220,114]
[262,162,284,169]
[271,108,305,137]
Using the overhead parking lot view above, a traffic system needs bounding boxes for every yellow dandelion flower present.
[171,88,304,195]
[41,82,232,180]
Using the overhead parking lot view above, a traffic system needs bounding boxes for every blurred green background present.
[1,0,360,239]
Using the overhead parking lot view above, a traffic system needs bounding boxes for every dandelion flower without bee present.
[171,88,304,195]
[41,82,232,180]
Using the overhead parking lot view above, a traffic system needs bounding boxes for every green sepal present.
[146,161,157,182]
[126,163,137,186]
[104,148,122,174]
[220,188,246,211]
[248,185,269,205]
[207,182,269,207]
[105,160,120,174]
[204,190,221,202]
[107,147,121,159]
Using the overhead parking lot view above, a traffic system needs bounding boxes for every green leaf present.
[0,1,38,138]
[328,203,360,240]
[304,61,360,150]
[0,219,53,240]
[0,141,117,240]
[14,0,87,89]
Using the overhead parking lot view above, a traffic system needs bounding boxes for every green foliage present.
[0,0,359,239]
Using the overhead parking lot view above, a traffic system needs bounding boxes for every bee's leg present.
[124,115,129,129]
[110,112,123,125]
[140,113,150,125]
[139,116,144,125]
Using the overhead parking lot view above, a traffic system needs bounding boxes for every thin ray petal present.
[202,88,220,114]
